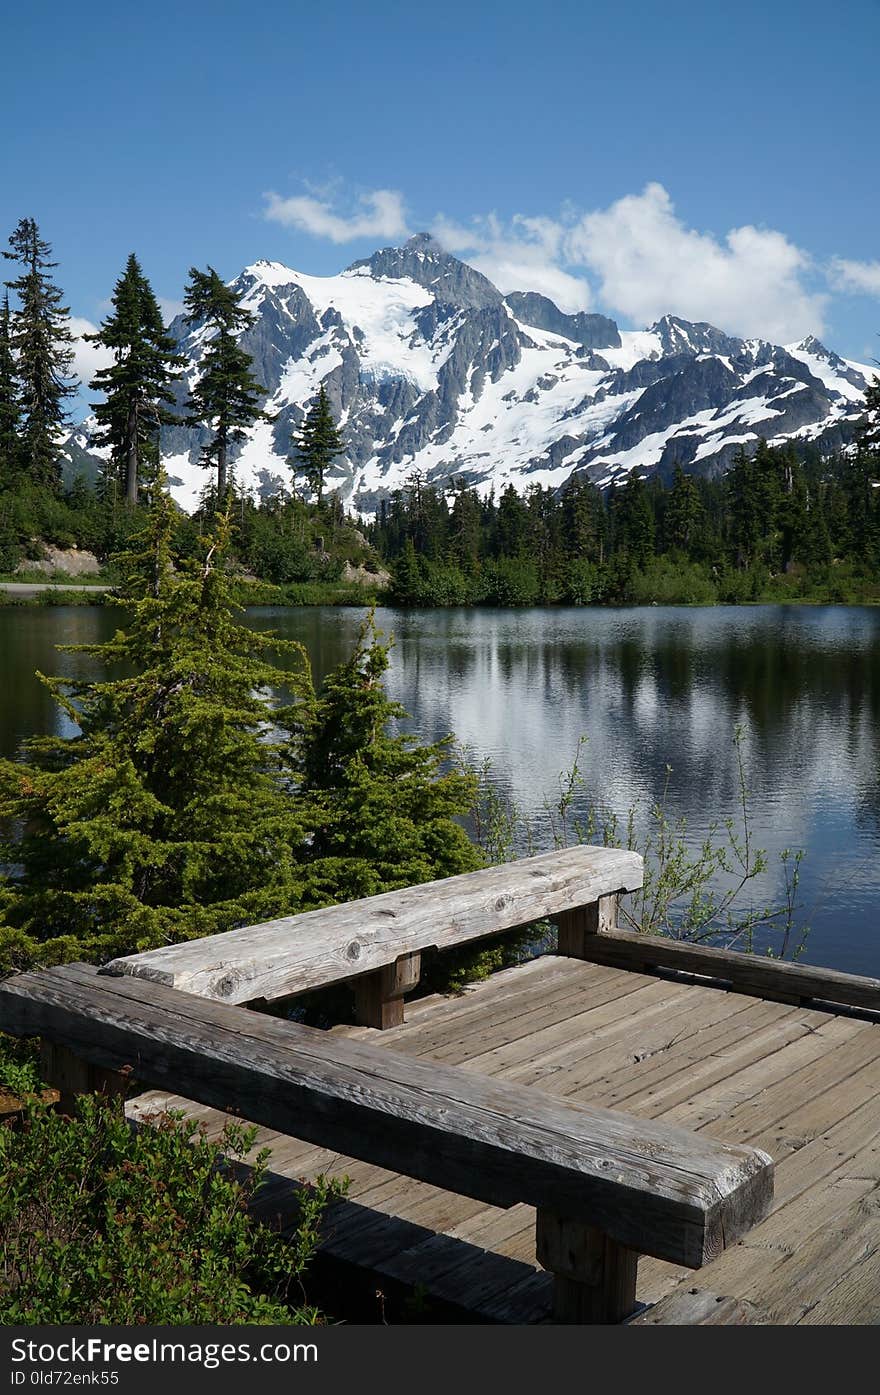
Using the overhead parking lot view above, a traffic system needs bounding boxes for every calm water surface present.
[2,604,879,977]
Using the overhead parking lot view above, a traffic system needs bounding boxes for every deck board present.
[128,954,880,1324]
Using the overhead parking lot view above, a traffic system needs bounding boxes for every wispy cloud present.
[430,213,592,313]
[263,187,409,244]
[67,316,114,388]
[158,297,185,324]
[829,257,880,299]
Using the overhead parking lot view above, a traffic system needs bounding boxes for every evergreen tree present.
[0,489,483,973]
[87,254,184,506]
[299,613,480,899]
[183,267,264,498]
[611,474,655,564]
[0,293,20,483]
[390,537,424,604]
[665,465,705,555]
[448,483,482,573]
[727,447,762,568]
[860,374,880,455]
[496,483,530,557]
[3,218,76,491]
[291,383,345,509]
[0,478,314,971]
[561,476,605,563]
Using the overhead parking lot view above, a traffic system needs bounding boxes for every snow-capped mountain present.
[69,234,876,513]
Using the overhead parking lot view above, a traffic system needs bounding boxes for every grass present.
[0,568,113,586]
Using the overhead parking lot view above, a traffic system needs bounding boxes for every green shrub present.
[0,1093,343,1324]
[481,556,541,606]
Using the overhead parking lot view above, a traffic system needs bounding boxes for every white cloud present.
[67,317,114,388]
[258,178,854,343]
[829,257,880,298]
[432,186,827,340]
[263,187,409,244]
[431,212,593,313]
[564,183,826,342]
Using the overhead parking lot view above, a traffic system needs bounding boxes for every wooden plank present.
[630,1288,768,1325]
[390,962,627,1061]
[425,972,669,1068]
[103,845,644,1004]
[690,1023,880,1148]
[0,962,771,1269]
[663,1015,867,1134]
[571,928,880,1012]
[500,983,752,1092]
[587,1000,807,1115]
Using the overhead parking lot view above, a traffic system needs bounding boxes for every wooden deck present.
[128,954,880,1324]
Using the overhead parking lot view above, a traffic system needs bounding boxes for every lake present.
[2,603,879,977]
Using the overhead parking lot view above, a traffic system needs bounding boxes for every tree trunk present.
[125,403,139,506]
[217,430,227,499]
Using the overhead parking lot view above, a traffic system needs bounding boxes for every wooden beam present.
[568,928,880,1013]
[354,952,421,1030]
[536,1208,638,1323]
[0,963,772,1271]
[39,1041,131,1115]
[556,894,618,958]
[102,846,643,1004]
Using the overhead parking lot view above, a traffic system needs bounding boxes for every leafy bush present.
[0,1032,42,1097]
[481,556,541,606]
[0,1094,343,1324]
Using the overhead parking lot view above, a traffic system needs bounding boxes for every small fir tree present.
[183,267,264,498]
[87,254,184,506]
[299,613,480,900]
[3,219,76,491]
[290,383,344,509]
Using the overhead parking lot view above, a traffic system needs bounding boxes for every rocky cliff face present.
[67,235,876,513]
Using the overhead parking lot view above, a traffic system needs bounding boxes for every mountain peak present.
[795,334,832,358]
[649,314,742,358]
[347,236,502,310]
[402,231,445,256]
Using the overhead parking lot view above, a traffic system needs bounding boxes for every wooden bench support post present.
[40,1041,131,1115]
[536,1208,639,1324]
[556,893,618,959]
[354,952,421,1030]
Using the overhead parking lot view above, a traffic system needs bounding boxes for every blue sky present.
[3,0,878,387]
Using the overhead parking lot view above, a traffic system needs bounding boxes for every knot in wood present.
[346,941,362,962]
[495,895,512,912]
[212,974,237,998]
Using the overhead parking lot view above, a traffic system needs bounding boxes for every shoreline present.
[3,582,880,611]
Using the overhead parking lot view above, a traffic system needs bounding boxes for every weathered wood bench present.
[0,960,773,1324]
[105,845,644,1026]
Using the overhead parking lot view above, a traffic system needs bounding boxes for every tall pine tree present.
[86,254,184,506]
[183,268,264,498]
[0,293,20,484]
[3,219,76,491]
[290,383,344,508]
